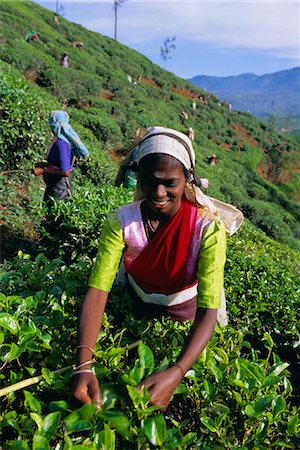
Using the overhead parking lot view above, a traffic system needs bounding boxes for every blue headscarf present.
[48,110,89,159]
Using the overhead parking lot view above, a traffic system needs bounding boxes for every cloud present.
[35,0,300,64]
[118,2,299,58]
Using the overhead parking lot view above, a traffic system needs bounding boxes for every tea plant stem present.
[125,339,142,351]
[0,169,30,176]
[0,365,72,397]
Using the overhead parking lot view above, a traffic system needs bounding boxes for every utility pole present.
[55,0,64,16]
[114,0,117,41]
[114,0,126,41]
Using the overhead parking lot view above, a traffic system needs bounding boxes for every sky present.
[34,0,300,79]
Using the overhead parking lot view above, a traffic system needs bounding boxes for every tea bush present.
[241,200,300,251]
[0,237,299,448]
[0,4,299,446]
[0,61,55,171]
[69,107,124,148]
[38,181,133,261]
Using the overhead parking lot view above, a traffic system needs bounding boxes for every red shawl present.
[127,200,198,294]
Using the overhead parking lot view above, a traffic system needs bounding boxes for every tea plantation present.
[0,1,299,448]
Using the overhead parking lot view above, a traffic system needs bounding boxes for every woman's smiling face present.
[139,154,186,218]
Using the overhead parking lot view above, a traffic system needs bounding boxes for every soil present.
[230,122,259,148]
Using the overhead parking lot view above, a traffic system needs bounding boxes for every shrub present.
[241,199,300,251]
[37,181,133,262]
[69,107,123,149]
[0,62,55,171]
[0,239,299,448]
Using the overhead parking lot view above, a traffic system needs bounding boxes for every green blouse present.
[88,211,226,309]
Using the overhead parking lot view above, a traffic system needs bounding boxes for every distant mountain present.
[188,67,300,118]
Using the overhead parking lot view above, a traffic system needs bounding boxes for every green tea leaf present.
[129,365,144,384]
[49,400,69,412]
[213,347,229,365]
[138,342,154,374]
[0,313,19,334]
[64,404,94,432]
[201,380,217,401]
[263,332,274,348]
[233,391,243,405]
[207,360,223,383]
[143,414,166,446]
[127,385,140,409]
[41,367,54,385]
[255,396,273,414]
[95,423,116,450]
[2,440,29,449]
[245,404,256,417]
[262,375,281,387]
[30,413,43,433]
[272,396,286,419]
[272,440,296,449]
[8,343,21,361]
[41,411,61,440]
[101,388,118,410]
[24,391,42,415]
[180,432,197,446]
[256,417,269,442]
[64,418,92,433]
[32,435,50,450]
[99,410,130,437]
[236,359,264,385]
[268,362,290,377]
[287,415,299,434]
[200,417,218,433]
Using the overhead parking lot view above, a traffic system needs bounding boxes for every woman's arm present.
[176,307,217,370]
[72,212,125,408]
[73,288,109,409]
[139,308,216,408]
[32,165,71,177]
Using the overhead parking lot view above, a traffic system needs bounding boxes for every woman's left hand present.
[137,365,183,409]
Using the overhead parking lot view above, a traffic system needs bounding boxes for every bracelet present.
[75,345,97,356]
[71,369,95,377]
[174,362,185,378]
[74,359,96,370]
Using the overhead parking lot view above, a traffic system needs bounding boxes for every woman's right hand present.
[32,167,45,176]
[73,373,102,410]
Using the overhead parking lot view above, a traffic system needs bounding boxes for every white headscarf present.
[137,127,195,171]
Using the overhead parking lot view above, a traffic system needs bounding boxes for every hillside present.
[188,68,300,130]
[1,2,300,448]
[1,3,300,252]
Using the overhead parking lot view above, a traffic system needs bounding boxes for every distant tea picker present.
[70,41,84,50]
[24,30,42,44]
[115,127,148,189]
[32,110,89,205]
